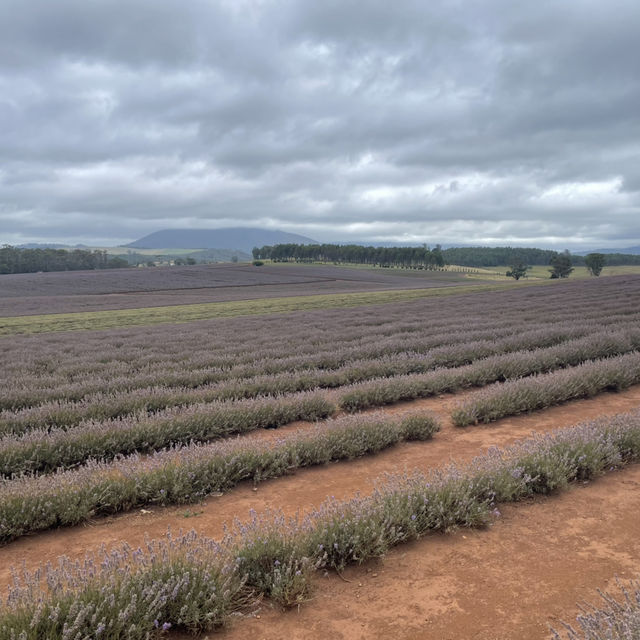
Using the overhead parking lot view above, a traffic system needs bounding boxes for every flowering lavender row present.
[0,412,440,544]
[338,329,640,412]
[452,351,640,426]
[0,393,334,477]
[4,307,633,411]
[551,578,640,639]
[0,317,557,411]
[2,321,625,435]
[3,275,638,390]
[2,409,640,638]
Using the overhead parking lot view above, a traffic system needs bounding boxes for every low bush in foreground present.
[552,578,640,639]
[451,351,640,426]
[0,412,440,544]
[2,410,640,638]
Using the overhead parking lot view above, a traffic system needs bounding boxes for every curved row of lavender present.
[0,412,440,543]
[2,329,640,478]
[4,298,638,412]
[1,409,639,639]
[0,276,638,480]
[3,321,637,434]
[2,276,638,400]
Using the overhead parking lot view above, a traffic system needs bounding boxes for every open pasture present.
[0,274,639,638]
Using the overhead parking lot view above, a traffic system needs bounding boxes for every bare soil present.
[2,386,640,640]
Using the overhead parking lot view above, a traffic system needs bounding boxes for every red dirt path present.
[2,387,640,638]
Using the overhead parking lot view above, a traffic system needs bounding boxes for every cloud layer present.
[1,0,639,248]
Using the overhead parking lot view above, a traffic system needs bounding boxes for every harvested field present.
[0,273,639,639]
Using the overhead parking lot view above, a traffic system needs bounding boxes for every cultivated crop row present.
[4,330,640,479]
[5,303,638,410]
[0,412,440,544]
[338,330,640,411]
[3,322,631,432]
[2,410,639,639]
[3,275,638,386]
[0,394,333,477]
[451,351,640,425]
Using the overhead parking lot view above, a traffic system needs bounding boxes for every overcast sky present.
[1,0,639,249]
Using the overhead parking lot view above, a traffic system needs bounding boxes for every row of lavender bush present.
[2,327,637,477]
[2,312,616,411]
[0,318,543,409]
[0,412,440,544]
[0,393,334,477]
[2,410,640,638]
[338,330,640,412]
[4,276,638,397]
[451,351,640,426]
[1,322,620,434]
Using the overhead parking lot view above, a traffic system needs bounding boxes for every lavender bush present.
[0,412,440,543]
[551,578,640,639]
[452,352,640,426]
[0,393,335,477]
[339,329,640,412]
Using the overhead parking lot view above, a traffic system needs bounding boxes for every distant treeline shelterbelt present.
[253,243,446,268]
[0,246,129,274]
[252,244,640,268]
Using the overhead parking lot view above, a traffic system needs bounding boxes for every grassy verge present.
[2,410,639,638]
[0,281,540,335]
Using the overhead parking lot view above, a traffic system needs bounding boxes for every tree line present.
[252,243,446,268]
[253,243,640,272]
[0,245,129,275]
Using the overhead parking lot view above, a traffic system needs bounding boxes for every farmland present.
[0,262,484,317]
[0,268,639,639]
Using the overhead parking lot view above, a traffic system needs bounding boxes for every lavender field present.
[0,262,475,316]
[1,273,640,638]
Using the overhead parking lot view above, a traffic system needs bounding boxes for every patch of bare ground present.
[209,464,640,640]
[2,386,640,640]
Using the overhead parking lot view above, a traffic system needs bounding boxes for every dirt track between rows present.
[2,386,640,639]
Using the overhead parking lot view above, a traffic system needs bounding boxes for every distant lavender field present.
[0,263,474,316]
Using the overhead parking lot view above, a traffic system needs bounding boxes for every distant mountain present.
[125,228,318,252]
[574,246,640,255]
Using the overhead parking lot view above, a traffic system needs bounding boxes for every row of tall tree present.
[0,246,129,274]
[442,246,640,267]
[252,243,446,268]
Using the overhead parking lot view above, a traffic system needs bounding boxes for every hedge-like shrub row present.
[2,409,640,639]
[0,393,334,477]
[451,351,640,426]
[0,412,440,544]
[0,322,613,436]
[338,330,640,412]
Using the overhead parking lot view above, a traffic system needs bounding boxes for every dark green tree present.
[584,252,605,276]
[549,251,574,279]
[506,260,530,280]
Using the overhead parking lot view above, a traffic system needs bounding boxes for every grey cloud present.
[0,0,639,248]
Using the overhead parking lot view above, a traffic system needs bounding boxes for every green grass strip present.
[0,281,543,335]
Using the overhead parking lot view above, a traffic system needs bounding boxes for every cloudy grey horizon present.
[1,0,639,250]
